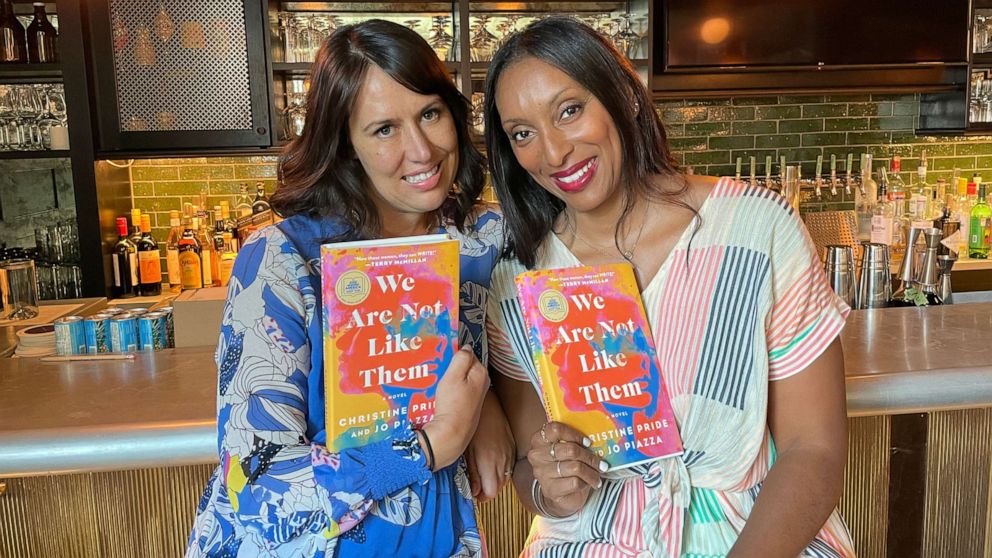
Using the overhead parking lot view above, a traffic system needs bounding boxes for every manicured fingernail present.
[599,461,609,472]
[460,344,473,352]
[596,479,602,489]
[582,437,592,447]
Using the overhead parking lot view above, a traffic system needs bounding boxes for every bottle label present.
[138,250,162,285]
[201,248,213,284]
[179,251,203,289]
[113,255,122,288]
[166,248,181,286]
[870,215,893,245]
[220,258,235,287]
[129,252,139,286]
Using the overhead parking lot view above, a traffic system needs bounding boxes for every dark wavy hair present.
[484,16,690,268]
[272,19,485,238]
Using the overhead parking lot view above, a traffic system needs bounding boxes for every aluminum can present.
[138,314,164,351]
[109,314,138,353]
[159,307,175,348]
[128,307,149,317]
[83,315,110,354]
[101,306,126,316]
[54,316,86,355]
[146,312,168,350]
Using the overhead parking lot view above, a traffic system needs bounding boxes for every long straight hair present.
[484,16,690,268]
[272,19,485,239]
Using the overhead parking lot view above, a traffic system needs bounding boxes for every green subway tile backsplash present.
[655,93,992,180]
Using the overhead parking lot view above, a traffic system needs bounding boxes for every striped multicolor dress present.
[487,178,856,557]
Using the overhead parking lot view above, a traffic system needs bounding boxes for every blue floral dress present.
[185,207,504,558]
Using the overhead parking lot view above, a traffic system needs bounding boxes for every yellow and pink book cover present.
[515,263,683,470]
[321,234,458,452]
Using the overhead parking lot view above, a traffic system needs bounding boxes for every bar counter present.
[1,302,992,558]
[0,302,989,477]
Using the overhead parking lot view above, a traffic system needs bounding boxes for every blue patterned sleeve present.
[213,226,432,546]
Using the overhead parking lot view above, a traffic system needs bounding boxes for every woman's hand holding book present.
[419,346,490,471]
[528,421,609,517]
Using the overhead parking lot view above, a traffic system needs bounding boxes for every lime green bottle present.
[969,184,991,259]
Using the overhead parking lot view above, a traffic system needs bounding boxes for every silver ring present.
[540,424,550,444]
[549,442,558,461]
[504,468,513,477]
[556,461,563,478]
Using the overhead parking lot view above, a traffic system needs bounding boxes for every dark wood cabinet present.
[85,0,272,153]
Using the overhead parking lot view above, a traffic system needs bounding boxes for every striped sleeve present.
[485,258,536,383]
[766,204,850,381]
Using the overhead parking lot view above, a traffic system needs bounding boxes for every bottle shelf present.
[273,60,460,75]
[0,63,61,83]
[0,149,69,159]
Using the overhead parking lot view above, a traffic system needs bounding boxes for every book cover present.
[321,234,459,452]
[515,264,683,470]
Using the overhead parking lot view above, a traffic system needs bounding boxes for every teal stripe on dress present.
[687,487,726,524]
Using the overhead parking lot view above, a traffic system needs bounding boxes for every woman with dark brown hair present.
[186,19,512,558]
[484,16,855,558]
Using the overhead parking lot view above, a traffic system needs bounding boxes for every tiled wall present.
[659,93,992,182]
[129,156,279,242]
[126,92,992,284]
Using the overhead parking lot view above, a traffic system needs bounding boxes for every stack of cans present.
[54,306,176,356]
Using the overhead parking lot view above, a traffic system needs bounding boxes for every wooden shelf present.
[272,62,313,73]
[0,63,62,83]
[954,257,992,271]
[0,149,70,160]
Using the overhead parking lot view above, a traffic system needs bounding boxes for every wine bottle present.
[26,1,56,63]
[252,182,271,214]
[234,183,253,218]
[195,216,214,287]
[165,210,183,293]
[112,216,138,299]
[136,214,162,296]
[0,0,27,63]
[178,218,203,290]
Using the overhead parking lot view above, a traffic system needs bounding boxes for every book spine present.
[514,289,562,423]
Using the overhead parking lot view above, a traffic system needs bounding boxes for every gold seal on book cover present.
[537,289,569,323]
[335,270,371,305]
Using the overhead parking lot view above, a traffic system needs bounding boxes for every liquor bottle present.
[178,218,203,290]
[856,154,877,242]
[129,208,143,247]
[910,151,930,224]
[888,156,908,220]
[0,0,27,63]
[136,214,162,296]
[219,232,236,287]
[969,184,991,259]
[195,216,214,287]
[219,201,238,252]
[111,216,138,299]
[211,207,225,286]
[252,182,271,215]
[956,178,972,256]
[234,183,253,218]
[26,2,56,63]
[880,167,907,258]
[165,210,183,293]
[870,170,894,247]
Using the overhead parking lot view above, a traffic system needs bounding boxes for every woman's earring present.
[633,100,640,115]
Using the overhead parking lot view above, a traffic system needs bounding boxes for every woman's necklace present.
[568,205,649,268]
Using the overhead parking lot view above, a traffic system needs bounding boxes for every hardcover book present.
[515,263,683,470]
[321,234,458,452]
